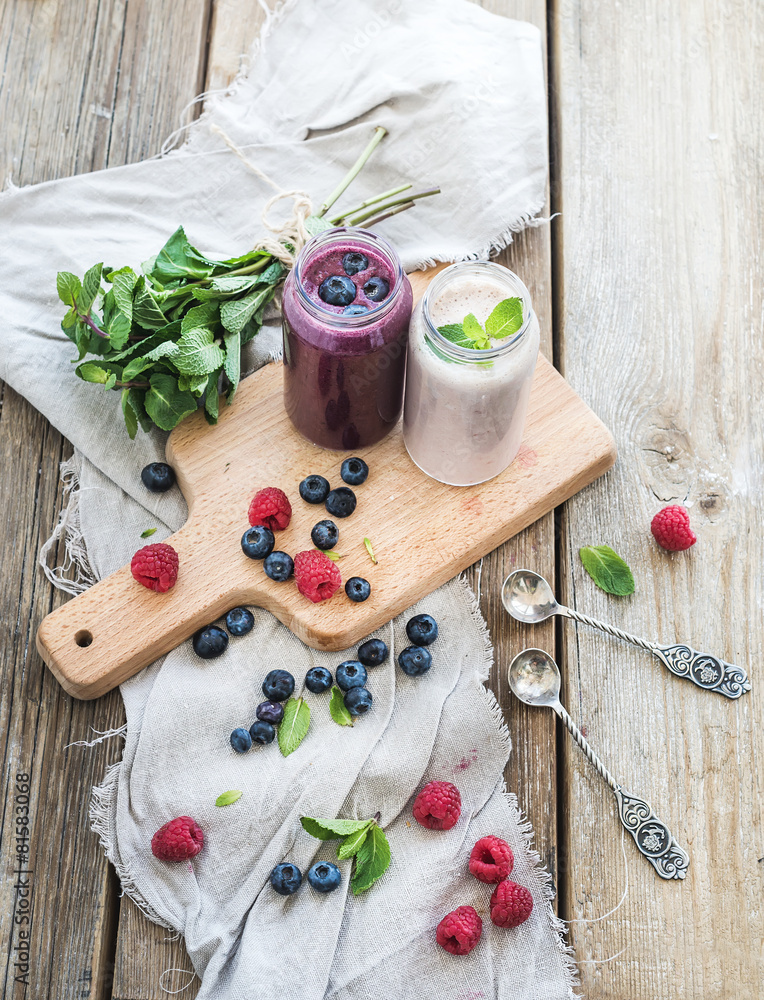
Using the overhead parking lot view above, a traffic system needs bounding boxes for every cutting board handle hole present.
[75,629,93,648]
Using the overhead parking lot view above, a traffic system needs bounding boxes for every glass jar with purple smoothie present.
[281,227,413,450]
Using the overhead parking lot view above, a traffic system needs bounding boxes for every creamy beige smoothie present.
[402,262,540,486]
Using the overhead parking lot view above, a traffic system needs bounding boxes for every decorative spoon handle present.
[556,705,689,880]
[561,608,750,700]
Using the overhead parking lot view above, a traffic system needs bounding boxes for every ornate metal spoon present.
[509,648,689,880]
[502,569,750,700]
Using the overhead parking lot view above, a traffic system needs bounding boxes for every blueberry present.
[363,276,389,302]
[307,861,342,893]
[262,669,295,702]
[241,525,275,560]
[335,660,368,691]
[264,551,294,581]
[193,625,229,659]
[299,475,330,504]
[270,862,302,895]
[342,251,369,276]
[343,304,369,316]
[305,666,333,694]
[230,727,252,753]
[311,519,339,551]
[340,457,369,486]
[319,274,356,307]
[256,701,284,724]
[358,638,388,667]
[141,462,176,493]
[344,687,373,716]
[249,720,276,745]
[226,607,254,636]
[406,614,439,646]
[345,577,371,602]
[325,487,357,518]
[398,645,432,676]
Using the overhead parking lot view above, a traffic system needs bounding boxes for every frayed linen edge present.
[39,454,98,595]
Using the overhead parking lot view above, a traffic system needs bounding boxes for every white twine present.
[65,724,128,750]
[567,826,630,967]
[159,968,197,995]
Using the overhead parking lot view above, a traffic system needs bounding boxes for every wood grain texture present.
[553,0,764,995]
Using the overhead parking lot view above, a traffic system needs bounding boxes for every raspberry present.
[469,835,514,883]
[650,505,697,551]
[436,905,482,955]
[131,542,179,593]
[490,879,534,928]
[412,780,461,831]
[248,487,292,531]
[151,816,204,862]
[293,550,342,603]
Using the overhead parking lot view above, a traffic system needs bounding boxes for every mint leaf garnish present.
[363,537,377,564]
[278,697,310,757]
[329,685,353,726]
[486,296,523,341]
[463,312,489,348]
[215,789,242,807]
[140,528,157,538]
[437,322,474,349]
[302,813,391,894]
[301,816,372,840]
[351,824,391,895]
[56,272,81,307]
[337,823,373,859]
[579,544,635,596]
[323,550,343,562]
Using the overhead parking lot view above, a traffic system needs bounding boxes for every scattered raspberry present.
[412,780,462,831]
[248,487,292,531]
[650,505,696,551]
[131,542,179,593]
[151,816,204,862]
[436,905,482,955]
[293,550,342,603]
[469,835,515,883]
[490,879,534,928]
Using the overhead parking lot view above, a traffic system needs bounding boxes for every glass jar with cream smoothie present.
[402,262,540,486]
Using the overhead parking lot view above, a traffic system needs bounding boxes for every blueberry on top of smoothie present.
[319,275,356,307]
[343,304,369,316]
[363,276,389,302]
[342,251,369,276]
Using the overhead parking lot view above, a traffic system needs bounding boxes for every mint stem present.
[373,811,381,824]
[318,126,388,218]
[76,310,108,338]
[328,183,411,225]
[345,187,441,227]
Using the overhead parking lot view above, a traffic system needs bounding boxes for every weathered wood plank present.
[555,0,763,995]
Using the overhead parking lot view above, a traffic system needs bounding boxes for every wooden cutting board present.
[36,277,616,700]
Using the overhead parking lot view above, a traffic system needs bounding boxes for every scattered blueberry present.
[256,701,284,724]
[308,861,342,893]
[345,577,371,602]
[344,687,373,716]
[226,607,254,636]
[241,525,275,560]
[335,660,368,691]
[406,614,439,646]
[262,669,296,702]
[249,720,276,745]
[264,551,294,581]
[311,519,339,550]
[270,862,302,895]
[192,625,229,659]
[299,475,331,504]
[230,727,252,753]
[141,462,176,493]
[343,304,369,316]
[319,274,356,307]
[305,666,333,694]
[358,638,388,667]
[363,276,389,302]
[398,645,432,677]
[325,486,357,518]
[342,251,369,276]
[340,457,369,486]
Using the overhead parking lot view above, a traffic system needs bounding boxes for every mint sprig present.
[301,812,391,894]
[278,697,310,756]
[436,296,523,353]
[329,686,353,727]
[579,544,635,596]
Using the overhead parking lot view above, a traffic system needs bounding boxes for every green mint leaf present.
[79,263,104,313]
[61,307,77,331]
[437,322,473,349]
[106,311,131,351]
[363,537,377,564]
[133,280,169,330]
[151,226,222,283]
[351,824,391,895]
[140,528,157,538]
[259,260,285,285]
[76,362,110,384]
[181,301,219,334]
[125,387,152,434]
[107,266,138,321]
[579,544,635,596]
[121,356,153,382]
[215,789,243,807]
[121,389,138,439]
[173,327,226,377]
[57,272,81,307]
[305,215,334,236]
[462,312,486,345]
[144,373,197,432]
[220,286,272,336]
[144,341,180,362]
[485,296,523,341]
[329,685,353,727]
[323,550,342,562]
[204,369,221,423]
[103,372,117,391]
[223,331,241,405]
[278,697,310,757]
[337,824,373,860]
[301,816,373,840]
[192,275,261,302]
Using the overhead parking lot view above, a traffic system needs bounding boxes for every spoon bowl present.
[502,569,559,624]
[508,648,562,708]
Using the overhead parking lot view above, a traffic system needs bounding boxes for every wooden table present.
[1,2,760,997]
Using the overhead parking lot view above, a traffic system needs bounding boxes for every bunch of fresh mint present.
[437,295,524,353]
[301,813,391,895]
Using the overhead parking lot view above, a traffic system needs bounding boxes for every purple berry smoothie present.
[281,228,413,450]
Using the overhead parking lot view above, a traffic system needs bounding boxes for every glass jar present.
[402,262,540,486]
[281,227,413,450]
